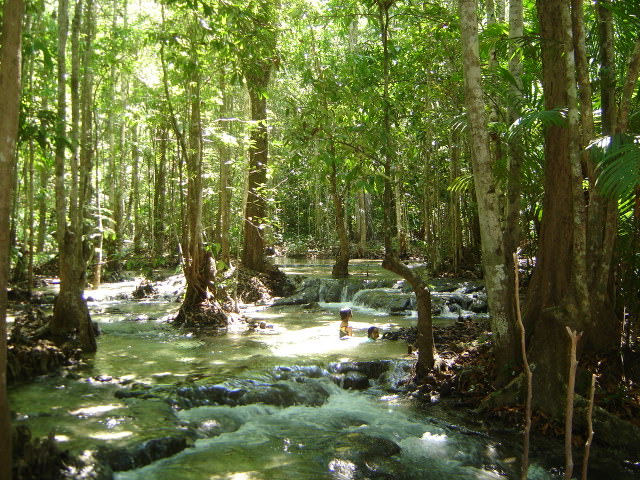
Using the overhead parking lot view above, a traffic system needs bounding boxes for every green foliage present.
[589,134,640,199]
[507,108,567,141]
[448,173,474,193]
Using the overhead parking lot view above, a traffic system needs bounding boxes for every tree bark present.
[580,0,620,353]
[460,0,519,385]
[0,0,25,476]
[356,189,368,257]
[377,0,435,377]
[153,126,167,258]
[330,155,350,278]
[524,0,587,416]
[242,80,270,273]
[505,0,523,264]
[216,79,233,267]
[130,125,141,253]
[51,0,96,352]
[175,41,227,328]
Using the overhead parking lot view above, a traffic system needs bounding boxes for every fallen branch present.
[513,252,533,480]
[581,373,596,480]
[565,327,583,480]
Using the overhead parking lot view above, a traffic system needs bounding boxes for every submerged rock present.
[329,432,404,479]
[330,371,370,390]
[96,435,191,472]
[329,360,393,379]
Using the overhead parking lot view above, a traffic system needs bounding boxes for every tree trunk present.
[93,159,103,287]
[330,157,350,278]
[0,0,25,476]
[36,162,49,252]
[51,0,96,353]
[356,189,368,257]
[377,0,435,377]
[242,79,270,273]
[460,0,519,385]
[175,45,227,328]
[580,0,621,353]
[523,0,588,416]
[153,126,167,258]
[216,78,233,267]
[505,0,523,263]
[130,125,141,253]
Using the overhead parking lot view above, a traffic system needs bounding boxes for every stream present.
[6,259,580,479]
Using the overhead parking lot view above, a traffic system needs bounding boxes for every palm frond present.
[448,173,474,193]
[507,108,566,141]
[588,134,640,198]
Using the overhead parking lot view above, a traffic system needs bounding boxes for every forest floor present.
[394,315,640,476]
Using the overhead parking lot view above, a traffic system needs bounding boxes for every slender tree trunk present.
[449,135,462,273]
[153,126,168,258]
[216,78,233,267]
[356,189,368,257]
[36,162,49,252]
[579,0,622,353]
[131,125,141,253]
[376,0,434,377]
[505,0,523,263]
[93,158,103,287]
[460,0,519,385]
[0,0,25,475]
[618,39,640,132]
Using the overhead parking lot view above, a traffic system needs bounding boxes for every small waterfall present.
[318,283,326,303]
[340,283,349,303]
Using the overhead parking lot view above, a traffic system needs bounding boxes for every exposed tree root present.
[7,306,84,383]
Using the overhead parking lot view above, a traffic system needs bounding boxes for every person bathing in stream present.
[339,307,353,338]
[367,326,380,340]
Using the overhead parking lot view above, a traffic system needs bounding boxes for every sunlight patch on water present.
[90,431,134,440]
[69,404,121,417]
[208,473,262,480]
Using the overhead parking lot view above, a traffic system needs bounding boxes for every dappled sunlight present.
[69,404,121,417]
[208,473,262,480]
[90,431,134,441]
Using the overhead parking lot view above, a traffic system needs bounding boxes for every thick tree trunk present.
[523,0,589,416]
[0,0,25,476]
[460,0,519,385]
[242,81,270,273]
[176,52,227,328]
[51,0,96,352]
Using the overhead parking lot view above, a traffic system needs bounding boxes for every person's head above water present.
[339,307,352,321]
[367,326,380,339]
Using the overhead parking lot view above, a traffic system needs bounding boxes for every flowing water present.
[9,260,563,479]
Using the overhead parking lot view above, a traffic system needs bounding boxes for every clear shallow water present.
[8,262,558,479]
